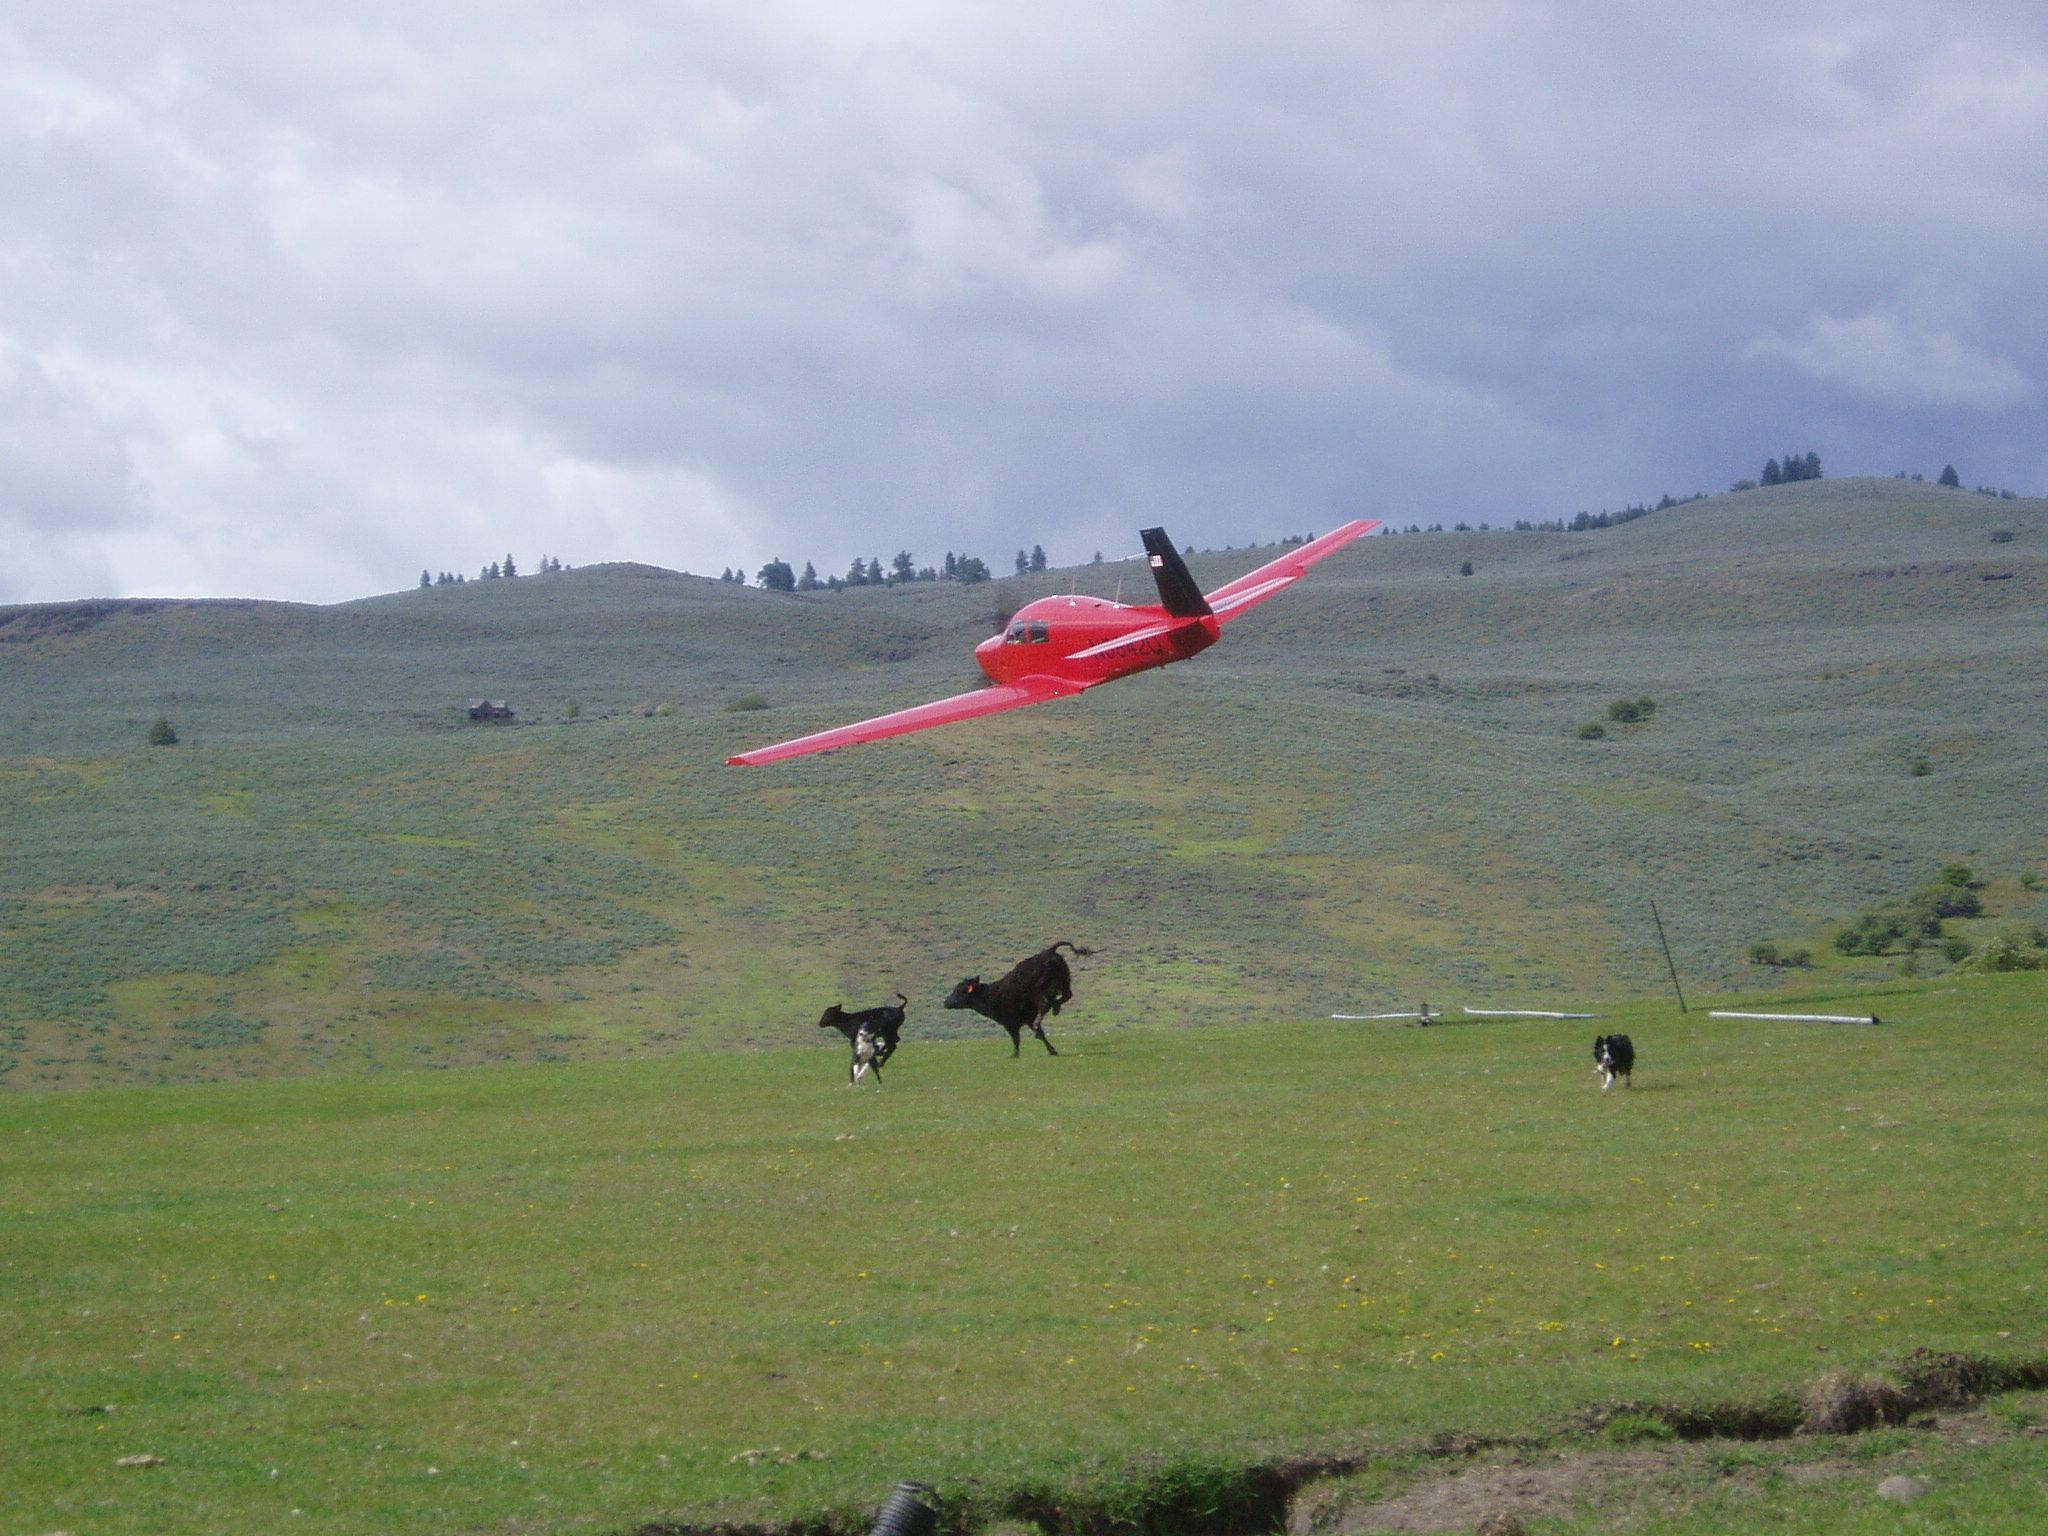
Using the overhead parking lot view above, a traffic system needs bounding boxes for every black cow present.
[1593,1033,1635,1092]
[943,942,1093,1056]
[818,993,908,1086]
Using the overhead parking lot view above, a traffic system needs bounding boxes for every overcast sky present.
[4,3,2043,605]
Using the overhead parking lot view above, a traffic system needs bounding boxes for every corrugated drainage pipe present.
[868,1480,939,1536]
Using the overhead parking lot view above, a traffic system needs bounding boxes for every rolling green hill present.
[4,477,2045,1089]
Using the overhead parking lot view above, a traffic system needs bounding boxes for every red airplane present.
[726,518,1379,765]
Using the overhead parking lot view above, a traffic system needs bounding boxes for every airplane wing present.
[1205,518,1380,623]
[727,675,1084,766]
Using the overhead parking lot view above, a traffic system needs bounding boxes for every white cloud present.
[0,340,140,531]
[538,455,762,579]
[1748,308,2033,411]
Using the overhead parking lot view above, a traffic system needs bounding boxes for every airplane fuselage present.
[973,596,1222,689]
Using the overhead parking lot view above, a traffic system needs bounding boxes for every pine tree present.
[1030,544,1048,572]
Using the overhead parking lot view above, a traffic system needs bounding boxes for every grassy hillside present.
[3,478,2046,1089]
[4,974,2044,1536]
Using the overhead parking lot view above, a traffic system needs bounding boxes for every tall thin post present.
[1650,899,1687,1014]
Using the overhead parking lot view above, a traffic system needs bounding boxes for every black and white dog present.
[1593,1033,1635,1092]
[818,993,908,1086]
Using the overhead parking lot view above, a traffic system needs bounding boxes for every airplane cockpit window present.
[1027,620,1050,643]
[1007,623,1028,644]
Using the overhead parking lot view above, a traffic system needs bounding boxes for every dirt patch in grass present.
[1300,1438,1899,1535]
[1297,1391,2048,1536]
[1302,1446,1675,1533]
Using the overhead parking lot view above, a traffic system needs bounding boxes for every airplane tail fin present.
[1140,528,1213,618]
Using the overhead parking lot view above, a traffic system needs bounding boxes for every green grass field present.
[4,477,2047,1531]
[5,974,2043,1534]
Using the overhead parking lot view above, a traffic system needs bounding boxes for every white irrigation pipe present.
[1462,1008,1603,1019]
[1708,1010,1882,1025]
[1333,1007,1602,1022]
